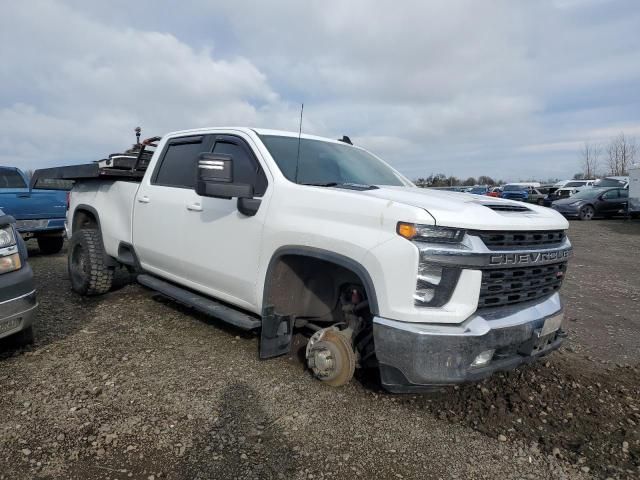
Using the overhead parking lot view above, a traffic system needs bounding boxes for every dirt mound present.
[402,352,639,478]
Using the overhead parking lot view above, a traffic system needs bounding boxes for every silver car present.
[0,209,37,345]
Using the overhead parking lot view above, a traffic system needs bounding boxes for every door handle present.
[138,196,150,203]
[187,203,203,212]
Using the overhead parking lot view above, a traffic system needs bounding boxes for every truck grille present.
[472,230,566,250]
[478,262,567,309]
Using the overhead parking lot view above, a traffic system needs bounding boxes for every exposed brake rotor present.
[306,328,356,387]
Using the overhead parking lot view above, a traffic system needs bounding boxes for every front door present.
[599,188,627,216]
[134,133,270,312]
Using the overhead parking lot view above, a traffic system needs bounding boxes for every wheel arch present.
[262,245,379,316]
[259,245,379,359]
[70,204,118,267]
[71,204,102,234]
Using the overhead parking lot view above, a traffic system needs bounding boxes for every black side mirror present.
[195,153,253,199]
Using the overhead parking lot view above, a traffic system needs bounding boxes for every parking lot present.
[0,220,638,480]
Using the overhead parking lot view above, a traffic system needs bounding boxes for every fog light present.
[413,286,435,304]
[417,263,442,285]
[471,349,495,368]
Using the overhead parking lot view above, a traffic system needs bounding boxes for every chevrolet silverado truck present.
[32,128,572,392]
[0,167,67,254]
[0,209,37,345]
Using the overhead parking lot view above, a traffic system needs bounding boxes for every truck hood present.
[362,186,569,230]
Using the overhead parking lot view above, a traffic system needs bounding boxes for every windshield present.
[0,169,27,188]
[564,181,586,187]
[259,135,408,187]
[572,188,606,200]
[503,184,525,191]
[594,178,625,187]
[469,187,486,194]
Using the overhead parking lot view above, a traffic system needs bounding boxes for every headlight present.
[0,226,16,248]
[397,222,465,243]
[397,223,464,307]
[0,253,21,274]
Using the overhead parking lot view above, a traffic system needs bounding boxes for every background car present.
[0,167,67,254]
[486,186,502,197]
[468,185,489,195]
[551,187,628,220]
[499,184,530,201]
[593,176,629,188]
[525,186,551,205]
[0,209,37,346]
[554,180,595,200]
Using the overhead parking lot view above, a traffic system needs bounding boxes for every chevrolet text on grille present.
[489,249,570,266]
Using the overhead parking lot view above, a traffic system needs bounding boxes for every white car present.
[33,127,572,392]
[555,180,595,199]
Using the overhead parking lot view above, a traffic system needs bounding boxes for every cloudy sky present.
[1,0,639,181]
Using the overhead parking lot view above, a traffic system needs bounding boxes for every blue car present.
[500,184,530,202]
[0,209,37,346]
[0,167,67,254]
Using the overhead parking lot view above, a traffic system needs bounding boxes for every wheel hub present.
[308,345,335,377]
[305,328,356,386]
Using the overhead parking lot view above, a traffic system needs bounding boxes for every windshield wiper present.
[301,182,379,190]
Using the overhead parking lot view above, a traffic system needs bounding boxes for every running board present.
[137,274,261,331]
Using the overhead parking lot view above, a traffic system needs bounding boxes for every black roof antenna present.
[294,103,304,184]
[338,135,353,145]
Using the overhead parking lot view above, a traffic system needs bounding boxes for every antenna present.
[294,103,304,183]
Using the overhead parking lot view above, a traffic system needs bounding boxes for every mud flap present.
[259,306,294,359]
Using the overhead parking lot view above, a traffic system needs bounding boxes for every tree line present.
[577,132,636,179]
[414,174,505,188]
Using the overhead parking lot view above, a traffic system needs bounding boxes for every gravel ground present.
[0,220,638,479]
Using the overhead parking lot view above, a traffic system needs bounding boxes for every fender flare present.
[71,204,118,267]
[262,245,379,315]
[71,204,102,233]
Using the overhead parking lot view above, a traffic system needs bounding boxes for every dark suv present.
[0,209,37,345]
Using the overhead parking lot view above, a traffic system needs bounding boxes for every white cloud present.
[0,0,638,181]
[0,1,286,169]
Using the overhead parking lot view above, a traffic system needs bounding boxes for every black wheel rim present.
[69,243,88,286]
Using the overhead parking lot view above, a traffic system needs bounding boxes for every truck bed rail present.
[30,136,160,190]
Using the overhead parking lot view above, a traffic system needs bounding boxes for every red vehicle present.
[486,187,502,198]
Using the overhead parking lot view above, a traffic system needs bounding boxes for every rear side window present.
[212,140,267,196]
[0,169,26,188]
[154,137,207,188]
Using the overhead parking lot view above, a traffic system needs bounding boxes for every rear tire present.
[37,236,64,255]
[579,205,595,221]
[68,229,114,296]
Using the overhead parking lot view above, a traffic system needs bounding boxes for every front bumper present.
[0,265,37,340]
[551,204,580,217]
[374,293,565,393]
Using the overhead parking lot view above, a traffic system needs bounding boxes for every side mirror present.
[195,153,253,199]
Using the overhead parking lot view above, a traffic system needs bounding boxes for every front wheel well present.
[262,252,376,322]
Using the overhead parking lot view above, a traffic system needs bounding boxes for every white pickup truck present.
[33,127,572,392]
